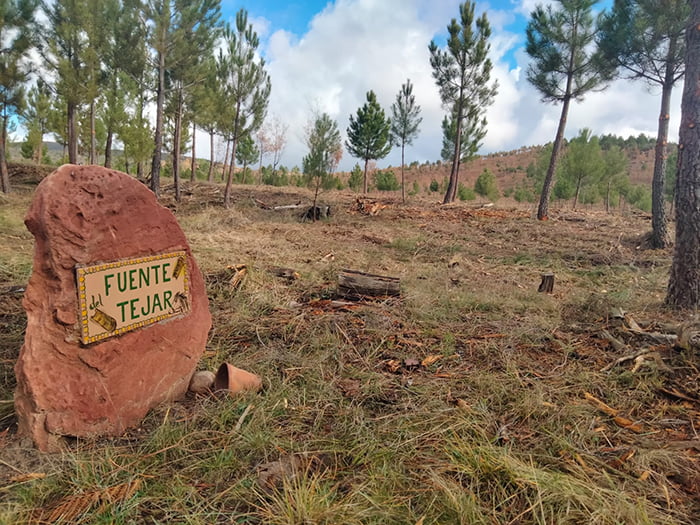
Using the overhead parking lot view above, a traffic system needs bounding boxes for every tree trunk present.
[172,87,183,203]
[443,106,463,204]
[222,138,230,182]
[0,113,10,193]
[224,138,237,208]
[208,130,215,182]
[150,48,166,198]
[362,158,369,194]
[573,176,582,209]
[224,108,241,208]
[400,142,406,203]
[67,100,78,164]
[537,96,571,220]
[190,120,196,183]
[650,40,678,249]
[89,100,96,165]
[666,3,700,308]
[104,129,113,168]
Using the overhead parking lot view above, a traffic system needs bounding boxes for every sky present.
[206,0,684,172]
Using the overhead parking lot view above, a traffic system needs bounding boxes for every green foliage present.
[514,184,537,203]
[598,0,687,88]
[390,79,422,151]
[429,2,497,202]
[429,179,439,192]
[302,112,342,189]
[665,145,678,202]
[526,0,612,104]
[218,9,271,206]
[457,183,476,201]
[0,0,38,191]
[348,163,363,192]
[374,170,400,191]
[474,169,499,201]
[346,90,392,192]
[236,133,259,169]
[525,0,612,217]
[558,129,604,208]
[627,184,652,212]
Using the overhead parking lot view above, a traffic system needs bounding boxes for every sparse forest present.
[1,0,699,523]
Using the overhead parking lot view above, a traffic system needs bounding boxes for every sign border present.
[76,251,189,345]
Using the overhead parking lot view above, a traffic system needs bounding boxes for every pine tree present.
[666,0,700,308]
[102,0,146,169]
[146,0,222,199]
[235,132,259,181]
[429,2,497,204]
[218,9,271,208]
[40,0,91,165]
[390,79,422,203]
[558,129,604,209]
[526,0,612,220]
[304,112,342,217]
[598,0,688,247]
[346,90,391,194]
[0,0,37,192]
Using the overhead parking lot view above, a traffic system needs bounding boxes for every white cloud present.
[195,0,683,172]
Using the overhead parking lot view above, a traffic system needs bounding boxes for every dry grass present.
[0,178,698,524]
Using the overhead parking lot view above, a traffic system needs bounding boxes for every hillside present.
[6,140,658,199]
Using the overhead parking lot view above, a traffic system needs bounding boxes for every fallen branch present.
[599,329,629,353]
[584,392,644,433]
[624,315,678,344]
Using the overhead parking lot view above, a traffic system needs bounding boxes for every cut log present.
[538,273,554,293]
[337,269,400,300]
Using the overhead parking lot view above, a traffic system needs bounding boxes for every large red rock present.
[15,165,211,451]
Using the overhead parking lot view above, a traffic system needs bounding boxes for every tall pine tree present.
[526,0,612,220]
[146,0,222,199]
[218,9,270,208]
[429,2,497,204]
[598,0,688,248]
[390,79,422,203]
[666,0,700,308]
[346,90,391,194]
[0,0,37,192]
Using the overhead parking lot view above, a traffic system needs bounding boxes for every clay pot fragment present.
[214,363,262,395]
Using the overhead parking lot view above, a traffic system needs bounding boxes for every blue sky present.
[208,0,670,171]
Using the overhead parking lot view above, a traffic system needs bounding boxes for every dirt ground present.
[0,167,698,523]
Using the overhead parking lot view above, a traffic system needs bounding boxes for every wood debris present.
[227,264,247,290]
[584,392,644,433]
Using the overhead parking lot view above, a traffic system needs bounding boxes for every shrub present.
[348,164,363,192]
[374,170,400,191]
[474,169,499,201]
[429,179,439,192]
[457,183,476,201]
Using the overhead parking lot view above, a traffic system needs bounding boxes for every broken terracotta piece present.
[214,363,262,395]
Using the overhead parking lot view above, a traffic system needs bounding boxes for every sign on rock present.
[77,251,190,344]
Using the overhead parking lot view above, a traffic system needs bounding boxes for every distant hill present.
[7,140,658,195]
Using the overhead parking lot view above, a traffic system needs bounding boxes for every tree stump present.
[337,270,400,300]
[538,273,554,293]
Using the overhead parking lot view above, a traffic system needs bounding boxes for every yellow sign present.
[76,251,190,344]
